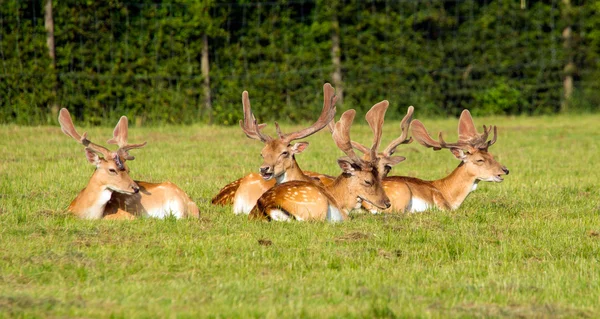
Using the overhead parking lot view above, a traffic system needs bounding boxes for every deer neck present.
[432,162,478,210]
[275,159,311,184]
[324,175,355,214]
[68,171,113,219]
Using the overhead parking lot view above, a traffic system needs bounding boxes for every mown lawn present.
[0,113,599,318]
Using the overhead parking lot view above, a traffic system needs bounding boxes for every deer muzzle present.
[259,166,274,180]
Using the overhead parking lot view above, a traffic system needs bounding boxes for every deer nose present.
[132,185,140,193]
[502,167,509,175]
[259,166,270,174]
[384,199,391,209]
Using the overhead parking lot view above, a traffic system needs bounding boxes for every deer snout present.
[259,166,274,180]
[131,184,140,194]
[383,199,391,209]
[259,166,271,174]
[502,167,509,175]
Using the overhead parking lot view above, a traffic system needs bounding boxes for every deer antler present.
[412,109,497,152]
[58,108,113,159]
[332,109,363,165]
[341,101,388,161]
[279,83,338,143]
[347,104,413,159]
[240,83,337,144]
[107,116,147,161]
[364,100,389,161]
[239,91,272,142]
[382,106,414,156]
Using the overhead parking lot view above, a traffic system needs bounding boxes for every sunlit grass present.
[0,114,599,318]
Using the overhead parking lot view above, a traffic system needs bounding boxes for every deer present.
[375,109,509,212]
[58,108,199,219]
[311,104,415,188]
[248,103,393,222]
[211,83,338,214]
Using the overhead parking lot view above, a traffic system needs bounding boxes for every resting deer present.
[312,104,414,186]
[249,105,391,222]
[211,83,337,214]
[378,110,509,212]
[309,104,414,214]
[59,108,199,219]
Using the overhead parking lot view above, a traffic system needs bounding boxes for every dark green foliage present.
[0,0,598,125]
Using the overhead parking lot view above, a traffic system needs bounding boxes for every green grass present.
[1,114,599,318]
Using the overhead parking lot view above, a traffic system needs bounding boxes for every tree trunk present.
[331,16,343,105]
[561,0,574,112]
[44,0,59,118]
[201,33,213,123]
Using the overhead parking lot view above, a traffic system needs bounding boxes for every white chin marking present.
[270,209,292,222]
[408,198,430,213]
[327,205,343,222]
[353,197,363,210]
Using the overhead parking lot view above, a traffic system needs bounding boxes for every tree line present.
[0,0,597,125]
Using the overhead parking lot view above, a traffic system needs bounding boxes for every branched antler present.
[348,104,414,159]
[239,91,272,142]
[332,109,363,166]
[280,83,338,143]
[107,116,147,161]
[382,106,414,156]
[58,108,113,159]
[240,83,338,144]
[412,109,497,152]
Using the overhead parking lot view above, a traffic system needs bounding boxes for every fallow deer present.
[211,83,338,214]
[377,110,509,212]
[311,103,414,188]
[249,106,391,222]
[59,109,199,219]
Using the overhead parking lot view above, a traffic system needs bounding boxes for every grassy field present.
[1,113,599,318]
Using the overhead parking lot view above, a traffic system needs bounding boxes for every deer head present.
[331,108,391,210]
[58,108,144,194]
[239,83,337,181]
[411,110,509,182]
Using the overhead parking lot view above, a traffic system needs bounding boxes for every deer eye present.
[109,168,118,175]
[281,151,289,157]
[363,179,373,186]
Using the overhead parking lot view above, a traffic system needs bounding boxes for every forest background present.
[1,0,598,125]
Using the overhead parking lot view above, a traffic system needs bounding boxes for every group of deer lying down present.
[59,83,509,221]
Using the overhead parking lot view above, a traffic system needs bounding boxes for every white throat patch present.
[275,172,288,185]
[85,189,113,219]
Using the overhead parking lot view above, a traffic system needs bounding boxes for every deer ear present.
[450,148,467,161]
[337,157,357,176]
[383,156,406,167]
[291,142,309,154]
[85,148,101,165]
